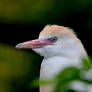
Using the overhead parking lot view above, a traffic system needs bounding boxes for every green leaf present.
[54,67,80,92]
[82,57,91,70]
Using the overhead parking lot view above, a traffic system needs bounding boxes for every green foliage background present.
[0,44,42,92]
[0,0,92,26]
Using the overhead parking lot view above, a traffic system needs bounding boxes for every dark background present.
[0,0,92,92]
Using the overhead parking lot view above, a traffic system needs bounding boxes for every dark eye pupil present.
[48,37,57,42]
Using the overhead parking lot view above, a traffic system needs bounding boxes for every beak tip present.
[15,44,23,49]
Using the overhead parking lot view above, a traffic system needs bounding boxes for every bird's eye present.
[47,37,57,42]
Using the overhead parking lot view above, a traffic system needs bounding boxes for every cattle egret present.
[16,25,87,92]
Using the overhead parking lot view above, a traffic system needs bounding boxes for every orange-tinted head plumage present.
[39,25,76,38]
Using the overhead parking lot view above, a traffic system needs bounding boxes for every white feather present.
[33,25,87,92]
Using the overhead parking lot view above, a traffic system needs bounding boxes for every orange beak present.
[16,39,53,49]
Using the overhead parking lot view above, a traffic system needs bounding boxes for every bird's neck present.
[40,56,81,80]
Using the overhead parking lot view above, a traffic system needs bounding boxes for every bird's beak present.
[16,39,52,49]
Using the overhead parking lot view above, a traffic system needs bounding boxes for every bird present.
[16,25,87,92]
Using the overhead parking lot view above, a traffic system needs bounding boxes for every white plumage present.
[16,25,88,92]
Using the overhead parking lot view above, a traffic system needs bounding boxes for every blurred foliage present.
[0,0,55,23]
[53,67,80,92]
[30,57,92,92]
[0,0,92,24]
[0,44,42,92]
[53,57,92,92]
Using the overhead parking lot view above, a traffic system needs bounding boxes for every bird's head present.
[16,25,87,58]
